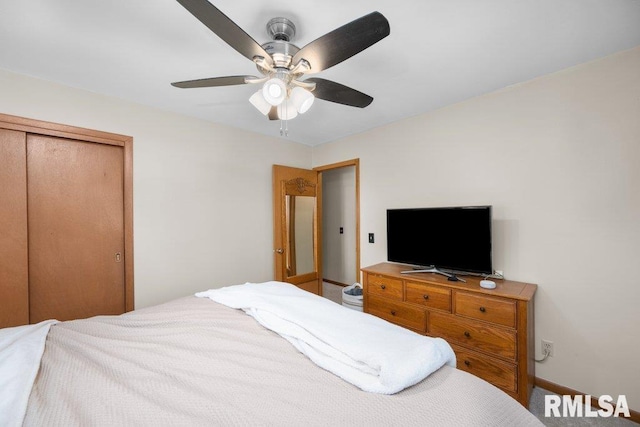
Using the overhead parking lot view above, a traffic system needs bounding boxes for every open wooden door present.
[273,165,322,295]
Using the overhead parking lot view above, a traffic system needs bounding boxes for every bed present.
[4,282,542,426]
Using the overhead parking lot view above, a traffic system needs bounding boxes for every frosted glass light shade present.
[262,78,287,106]
[277,101,298,120]
[249,90,271,115]
[290,86,314,114]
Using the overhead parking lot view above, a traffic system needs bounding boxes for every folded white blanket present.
[196,281,455,394]
[0,320,57,427]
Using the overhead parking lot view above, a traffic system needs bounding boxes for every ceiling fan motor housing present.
[261,40,299,70]
[259,17,300,71]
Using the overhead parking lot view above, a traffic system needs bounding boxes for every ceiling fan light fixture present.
[277,101,298,120]
[290,86,315,114]
[262,77,287,106]
[249,90,271,115]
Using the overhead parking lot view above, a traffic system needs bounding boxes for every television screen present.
[386,206,492,275]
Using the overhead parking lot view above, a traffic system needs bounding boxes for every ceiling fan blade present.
[305,78,373,108]
[268,106,279,120]
[292,12,390,74]
[176,0,273,67]
[171,75,257,88]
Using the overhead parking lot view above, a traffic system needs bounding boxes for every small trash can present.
[342,283,363,312]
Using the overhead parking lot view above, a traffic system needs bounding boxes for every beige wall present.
[313,46,640,409]
[0,68,312,309]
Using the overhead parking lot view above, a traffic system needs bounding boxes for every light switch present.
[340,227,344,234]
[368,233,375,243]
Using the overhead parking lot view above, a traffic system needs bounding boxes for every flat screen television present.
[387,206,492,275]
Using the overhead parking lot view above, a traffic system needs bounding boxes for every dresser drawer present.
[406,282,451,312]
[368,294,426,332]
[366,274,403,301]
[451,344,517,393]
[455,292,516,328]
[429,312,516,360]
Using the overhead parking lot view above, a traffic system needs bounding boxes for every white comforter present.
[0,320,57,427]
[196,281,456,394]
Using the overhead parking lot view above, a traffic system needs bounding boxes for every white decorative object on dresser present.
[362,262,537,408]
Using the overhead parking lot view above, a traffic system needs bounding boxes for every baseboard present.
[322,278,348,287]
[535,377,639,423]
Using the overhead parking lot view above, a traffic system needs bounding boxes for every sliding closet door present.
[27,135,125,323]
[0,129,29,328]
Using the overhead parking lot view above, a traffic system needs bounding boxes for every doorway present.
[315,160,360,304]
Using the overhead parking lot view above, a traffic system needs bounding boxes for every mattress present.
[23,296,542,426]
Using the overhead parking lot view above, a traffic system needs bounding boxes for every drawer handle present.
[464,331,471,338]
[391,310,396,316]
[423,294,429,300]
[479,307,486,313]
[464,360,471,367]
[380,284,386,290]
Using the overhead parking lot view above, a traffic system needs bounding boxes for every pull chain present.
[279,100,290,137]
[279,119,288,137]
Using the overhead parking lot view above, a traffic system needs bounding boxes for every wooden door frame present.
[0,113,134,311]
[313,159,361,284]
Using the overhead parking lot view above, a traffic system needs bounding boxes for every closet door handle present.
[115,252,122,262]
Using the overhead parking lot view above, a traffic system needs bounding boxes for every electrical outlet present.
[542,340,554,357]
[495,270,504,277]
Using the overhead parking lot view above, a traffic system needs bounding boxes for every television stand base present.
[400,266,467,283]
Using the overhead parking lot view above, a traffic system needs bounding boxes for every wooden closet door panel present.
[27,134,125,323]
[0,129,29,327]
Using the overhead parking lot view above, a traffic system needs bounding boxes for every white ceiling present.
[1,1,640,146]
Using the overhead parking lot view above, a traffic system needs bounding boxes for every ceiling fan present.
[171,0,390,133]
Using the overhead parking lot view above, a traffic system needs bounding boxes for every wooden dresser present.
[362,262,536,407]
